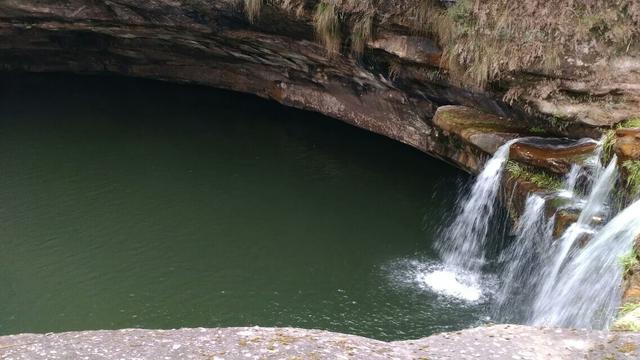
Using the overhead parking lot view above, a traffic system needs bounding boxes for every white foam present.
[419,269,483,302]
[383,258,496,305]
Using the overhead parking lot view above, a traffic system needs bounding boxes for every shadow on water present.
[0,73,484,340]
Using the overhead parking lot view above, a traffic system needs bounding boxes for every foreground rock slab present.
[1,325,639,360]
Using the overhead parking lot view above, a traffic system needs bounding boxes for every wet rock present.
[1,325,639,360]
[432,105,526,154]
[510,138,597,175]
[615,128,640,162]
[553,209,580,239]
[503,173,558,224]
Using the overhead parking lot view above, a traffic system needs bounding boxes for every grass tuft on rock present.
[314,1,342,55]
[615,300,640,331]
[623,160,640,196]
[602,130,617,164]
[620,249,639,274]
[618,118,640,129]
[620,302,640,316]
[506,161,563,190]
[600,117,640,163]
[411,0,640,89]
[350,11,373,56]
[244,0,263,23]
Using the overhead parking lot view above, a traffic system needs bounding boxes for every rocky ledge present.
[1,325,639,360]
[1,0,638,174]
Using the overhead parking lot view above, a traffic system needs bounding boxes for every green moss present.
[623,160,640,196]
[506,161,563,190]
[528,127,546,134]
[614,302,640,331]
[615,320,640,332]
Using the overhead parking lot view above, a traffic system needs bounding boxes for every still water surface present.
[0,74,484,340]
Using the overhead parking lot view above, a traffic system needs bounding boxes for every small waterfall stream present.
[426,137,640,329]
[530,198,640,327]
[436,139,519,272]
[493,194,552,321]
[421,140,517,302]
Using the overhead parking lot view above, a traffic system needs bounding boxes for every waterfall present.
[422,133,640,329]
[490,150,639,329]
[530,157,619,309]
[421,140,517,302]
[527,157,631,328]
[416,130,640,329]
[493,194,553,321]
[436,140,518,272]
[529,198,640,328]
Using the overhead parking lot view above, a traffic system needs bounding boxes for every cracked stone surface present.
[1,325,639,359]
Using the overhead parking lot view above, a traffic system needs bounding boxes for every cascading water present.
[532,157,618,303]
[493,194,552,321]
[558,164,581,199]
[421,140,517,302]
[490,151,624,326]
[529,198,640,328]
[436,140,519,271]
[527,155,628,328]
[421,134,640,329]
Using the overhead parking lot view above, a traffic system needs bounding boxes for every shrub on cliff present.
[415,0,640,88]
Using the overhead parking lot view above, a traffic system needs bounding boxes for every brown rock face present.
[0,0,514,175]
[553,210,580,239]
[432,105,526,154]
[368,33,442,67]
[615,128,640,162]
[510,138,597,175]
[0,1,627,229]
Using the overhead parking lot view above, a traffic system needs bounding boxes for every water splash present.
[418,267,484,302]
[385,258,497,304]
